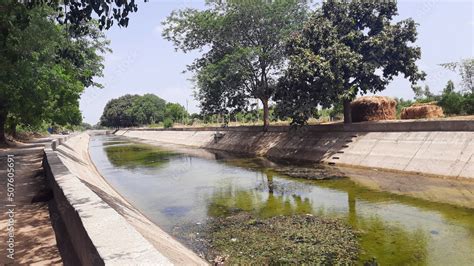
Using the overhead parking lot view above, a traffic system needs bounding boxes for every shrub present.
[463,93,474,115]
[163,118,173,128]
[438,92,464,115]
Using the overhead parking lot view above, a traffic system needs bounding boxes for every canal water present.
[89,135,474,265]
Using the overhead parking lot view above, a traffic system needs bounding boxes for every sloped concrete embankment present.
[117,120,474,180]
[117,121,474,208]
[43,132,205,265]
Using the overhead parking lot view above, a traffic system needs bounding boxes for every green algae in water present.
[90,136,474,265]
[202,182,433,265]
[104,143,178,169]
[200,169,474,265]
[358,216,428,265]
[101,140,130,146]
[174,213,359,265]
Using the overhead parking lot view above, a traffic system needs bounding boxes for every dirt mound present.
[351,96,396,122]
[401,104,444,119]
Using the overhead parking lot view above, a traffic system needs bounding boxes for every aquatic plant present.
[174,213,359,264]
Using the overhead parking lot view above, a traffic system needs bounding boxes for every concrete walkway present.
[0,138,62,265]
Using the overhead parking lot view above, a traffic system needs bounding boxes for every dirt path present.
[0,140,62,265]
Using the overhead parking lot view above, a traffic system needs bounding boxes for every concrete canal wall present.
[117,120,474,179]
[43,133,206,265]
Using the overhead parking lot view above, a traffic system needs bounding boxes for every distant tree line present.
[100,94,188,128]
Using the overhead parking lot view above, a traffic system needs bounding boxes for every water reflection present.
[104,143,178,169]
[205,182,429,265]
[90,135,474,265]
[207,188,314,218]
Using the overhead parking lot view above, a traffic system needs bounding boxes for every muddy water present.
[89,135,474,265]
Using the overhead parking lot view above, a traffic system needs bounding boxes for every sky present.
[79,0,474,124]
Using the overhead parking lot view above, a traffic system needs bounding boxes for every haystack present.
[401,103,444,119]
[351,96,396,122]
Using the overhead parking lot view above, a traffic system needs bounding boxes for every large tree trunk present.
[0,110,6,145]
[261,98,270,132]
[343,98,352,124]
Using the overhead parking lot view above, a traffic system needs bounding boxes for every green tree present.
[464,93,474,115]
[130,94,167,125]
[439,92,464,115]
[163,0,308,131]
[440,59,474,115]
[443,80,455,94]
[164,103,188,123]
[194,55,249,118]
[438,81,464,115]
[100,94,140,128]
[100,94,184,128]
[19,0,139,34]
[275,1,425,125]
[0,4,108,144]
[163,118,173,129]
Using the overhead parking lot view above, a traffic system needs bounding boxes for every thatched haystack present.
[401,103,444,119]
[351,96,397,122]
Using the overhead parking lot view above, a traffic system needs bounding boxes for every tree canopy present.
[164,103,188,123]
[274,0,425,125]
[130,94,167,125]
[100,94,141,128]
[0,3,109,143]
[100,94,188,128]
[18,0,140,34]
[163,0,308,130]
[0,0,143,143]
